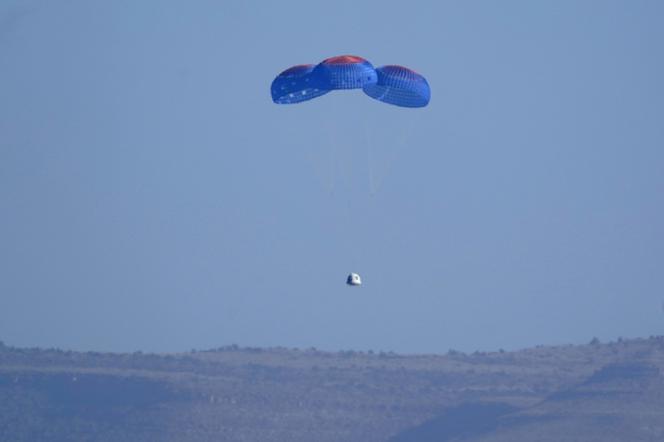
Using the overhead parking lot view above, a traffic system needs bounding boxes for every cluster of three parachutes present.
[270,55,430,108]
[271,55,430,286]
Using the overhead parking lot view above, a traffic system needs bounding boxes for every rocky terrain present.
[1,337,663,441]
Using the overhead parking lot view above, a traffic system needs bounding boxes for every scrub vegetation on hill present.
[1,337,663,441]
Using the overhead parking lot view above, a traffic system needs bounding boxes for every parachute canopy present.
[271,55,429,107]
[270,64,330,104]
[312,55,377,90]
[363,65,430,108]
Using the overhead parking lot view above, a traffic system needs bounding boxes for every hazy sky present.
[1,0,663,354]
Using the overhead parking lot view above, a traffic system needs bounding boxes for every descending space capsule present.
[347,273,362,286]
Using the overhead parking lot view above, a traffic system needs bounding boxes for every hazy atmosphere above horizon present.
[1,0,663,354]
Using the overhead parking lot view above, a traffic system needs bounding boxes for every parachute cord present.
[327,106,339,196]
[324,99,360,274]
[365,121,375,196]
[344,194,359,272]
[331,147,358,274]
[372,112,414,195]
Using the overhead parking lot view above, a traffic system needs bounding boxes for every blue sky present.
[1,0,663,353]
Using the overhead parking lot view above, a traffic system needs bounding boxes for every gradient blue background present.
[1,0,663,353]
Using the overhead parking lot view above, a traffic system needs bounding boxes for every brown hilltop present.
[1,337,664,441]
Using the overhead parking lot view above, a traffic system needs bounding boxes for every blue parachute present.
[270,55,430,107]
[271,64,330,104]
[362,65,430,108]
[312,55,377,90]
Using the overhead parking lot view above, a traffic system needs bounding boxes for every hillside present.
[1,337,663,441]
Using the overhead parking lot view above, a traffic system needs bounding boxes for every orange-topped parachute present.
[271,55,430,108]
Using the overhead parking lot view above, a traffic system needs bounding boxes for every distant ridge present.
[1,337,664,441]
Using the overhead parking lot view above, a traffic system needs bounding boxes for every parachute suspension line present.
[302,123,334,195]
[344,193,359,271]
[365,121,376,196]
[376,113,414,194]
[326,96,343,195]
[340,102,360,272]
[322,97,360,271]
[361,118,379,275]
[326,114,338,196]
[301,105,340,196]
